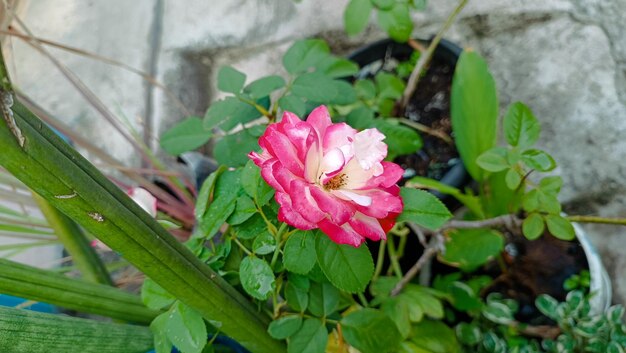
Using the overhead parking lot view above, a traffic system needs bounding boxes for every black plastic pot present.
[347,38,470,201]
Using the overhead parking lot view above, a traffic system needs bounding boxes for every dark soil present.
[396,60,461,182]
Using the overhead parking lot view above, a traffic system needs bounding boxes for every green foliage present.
[398,188,452,230]
[451,50,498,182]
[307,281,340,317]
[141,278,175,310]
[283,230,317,274]
[372,119,422,159]
[155,301,208,353]
[268,316,303,340]
[315,234,374,293]
[440,229,504,272]
[160,116,211,155]
[239,256,276,300]
[344,0,373,36]
[217,66,246,94]
[341,308,403,353]
[287,318,328,353]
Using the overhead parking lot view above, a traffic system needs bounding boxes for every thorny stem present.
[399,0,468,109]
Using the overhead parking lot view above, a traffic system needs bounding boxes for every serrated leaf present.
[375,72,405,100]
[441,229,504,272]
[403,285,444,319]
[160,117,211,155]
[380,297,411,338]
[451,50,498,182]
[217,66,246,94]
[214,125,264,167]
[165,301,207,353]
[204,97,261,131]
[195,166,226,222]
[341,309,402,353]
[141,278,175,310]
[410,320,461,353]
[151,312,174,353]
[327,79,357,105]
[244,75,285,98]
[355,79,377,100]
[346,106,375,130]
[539,176,562,194]
[287,318,328,353]
[504,102,540,148]
[239,256,275,300]
[307,281,339,317]
[406,176,485,218]
[448,281,482,311]
[398,188,452,230]
[227,195,257,225]
[283,230,317,274]
[521,149,556,171]
[285,281,309,312]
[252,231,276,255]
[283,39,330,75]
[522,213,545,240]
[318,57,360,78]
[315,234,374,293]
[198,170,240,239]
[291,72,339,102]
[268,316,303,340]
[476,147,509,172]
[344,0,373,35]
[241,160,274,206]
[505,168,522,189]
[372,119,422,159]
[278,94,306,116]
[233,213,270,240]
[376,4,413,43]
[545,214,575,240]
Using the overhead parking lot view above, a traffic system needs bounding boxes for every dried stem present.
[398,117,453,145]
[390,234,442,296]
[399,0,468,109]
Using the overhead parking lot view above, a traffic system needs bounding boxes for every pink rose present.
[249,106,403,247]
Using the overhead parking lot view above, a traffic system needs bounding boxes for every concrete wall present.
[2,0,626,301]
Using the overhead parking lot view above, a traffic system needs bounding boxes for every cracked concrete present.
[2,1,626,303]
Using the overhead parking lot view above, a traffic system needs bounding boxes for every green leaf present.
[448,281,482,311]
[482,301,514,325]
[283,230,317,274]
[141,278,175,310]
[355,79,376,100]
[160,117,211,155]
[344,0,373,35]
[406,176,484,218]
[504,102,540,148]
[505,168,522,189]
[451,50,498,182]
[410,320,460,353]
[244,75,285,98]
[214,125,264,167]
[521,149,556,172]
[318,57,360,78]
[283,39,330,75]
[398,188,452,230]
[441,229,504,271]
[307,281,340,317]
[227,195,257,225]
[233,214,271,240]
[539,176,562,194]
[204,97,261,131]
[239,256,276,300]
[327,79,357,105]
[315,234,374,293]
[455,323,481,346]
[198,170,240,239]
[252,231,276,255]
[380,297,412,338]
[268,316,303,340]
[535,294,559,320]
[241,160,274,206]
[291,72,338,102]
[346,106,375,130]
[476,147,509,172]
[375,72,405,100]
[372,119,422,159]
[372,0,394,10]
[522,213,544,240]
[195,166,226,222]
[278,94,306,116]
[165,301,207,353]
[545,214,575,240]
[403,285,444,319]
[377,4,413,43]
[217,66,246,94]
[285,280,309,312]
[287,318,328,353]
[151,312,174,353]
[341,309,402,353]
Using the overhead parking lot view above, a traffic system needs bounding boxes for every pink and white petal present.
[306,105,332,138]
[353,128,387,172]
[275,192,317,230]
[332,189,372,207]
[349,212,387,241]
[304,140,322,183]
[280,111,301,126]
[270,160,298,193]
[258,159,286,193]
[341,158,375,190]
[280,120,315,161]
[264,129,305,176]
[248,150,272,167]
[319,148,346,182]
[290,180,326,223]
[323,123,356,156]
[359,162,404,189]
[128,187,157,217]
[318,219,364,247]
[309,186,354,225]
[356,189,403,218]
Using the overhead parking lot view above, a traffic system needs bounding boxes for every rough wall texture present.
[3,1,626,301]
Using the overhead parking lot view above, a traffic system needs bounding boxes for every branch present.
[443,214,522,232]
[390,234,443,296]
[399,0,468,109]
[567,215,626,226]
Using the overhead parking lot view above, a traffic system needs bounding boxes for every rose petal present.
[264,129,304,176]
[306,105,332,139]
[290,180,326,223]
[275,192,317,230]
[318,219,364,247]
[332,189,372,207]
[349,212,386,241]
[353,128,387,174]
[355,188,403,218]
[323,123,356,158]
[309,186,353,225]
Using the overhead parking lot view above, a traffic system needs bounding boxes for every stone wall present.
[3,0,626,301]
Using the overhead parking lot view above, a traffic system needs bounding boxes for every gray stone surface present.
[2,1,625,303]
